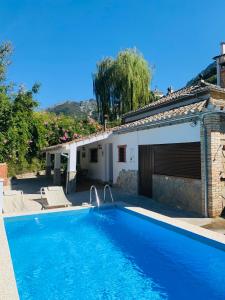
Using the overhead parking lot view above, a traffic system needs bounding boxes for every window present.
[90,148,98,163]
[118,145,126,162]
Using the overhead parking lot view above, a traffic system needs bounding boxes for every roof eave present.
[213,53,225,60]
[122,85,225,120]
[115,112,203,135]
[122,90,208,119]
[42,130,113,153]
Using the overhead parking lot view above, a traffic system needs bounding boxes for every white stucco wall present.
[78,122,200,184]
[78,139,113,182]
[112,122,200,184]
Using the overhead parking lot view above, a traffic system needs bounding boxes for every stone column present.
[67,144,77,194]
[45,153,51,177]
[0,178,3,213]
[201,114,225,217]
[53,153,61,185]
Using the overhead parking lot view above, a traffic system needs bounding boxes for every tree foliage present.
[0,41,101,176]
[93,48,153,122]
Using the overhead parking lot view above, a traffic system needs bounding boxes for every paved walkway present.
[11,175,200,217]
[8,174,225,234]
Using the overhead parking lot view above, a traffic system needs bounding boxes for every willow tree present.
[93,48,152,123]
[93,57,115,123]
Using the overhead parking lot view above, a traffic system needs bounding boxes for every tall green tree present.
[0,42,12,162]
[93,48,152,122]
[0,42,12,81]
[6,84,40,171]
[93,58,114,123]
[115,49,151,113]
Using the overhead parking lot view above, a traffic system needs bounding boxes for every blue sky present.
[1,0,225,108]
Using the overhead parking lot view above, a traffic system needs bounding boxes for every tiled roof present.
[122,81,225,118]
[114,100,207,132]
[43,130,112,151]
[44,101,207,151]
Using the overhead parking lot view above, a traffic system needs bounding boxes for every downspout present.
[201,115,209,217]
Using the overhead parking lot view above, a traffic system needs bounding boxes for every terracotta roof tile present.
[122,81,225,118]
[114,100,207,132]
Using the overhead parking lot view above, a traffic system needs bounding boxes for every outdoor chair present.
[40,186,72,209]
[3,190,42,214]
[3,190,25,213]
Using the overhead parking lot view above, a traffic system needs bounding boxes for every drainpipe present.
[201,115,209,217]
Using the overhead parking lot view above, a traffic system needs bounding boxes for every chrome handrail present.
[89,185,100,207]
[103,184,114,203]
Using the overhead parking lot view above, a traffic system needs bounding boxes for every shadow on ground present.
[11,174,199,218]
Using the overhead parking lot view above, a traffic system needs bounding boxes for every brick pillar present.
[201,114,225,217]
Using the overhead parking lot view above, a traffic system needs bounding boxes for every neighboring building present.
[152,88,164,99]
[43,43,225,218]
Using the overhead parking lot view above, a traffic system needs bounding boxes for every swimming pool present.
[4,207,225,300]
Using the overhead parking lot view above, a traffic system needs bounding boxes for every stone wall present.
[116,169,138,194]
[152,174,202,215]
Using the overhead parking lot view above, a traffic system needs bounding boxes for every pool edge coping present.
[0,216,19,300]
[115,202,225,246]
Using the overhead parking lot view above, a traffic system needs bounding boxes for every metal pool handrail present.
[89,185,100,207]
[103,184,114,203]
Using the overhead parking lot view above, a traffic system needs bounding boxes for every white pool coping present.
[1,202,225,299]
[118,203,225,247]
[0,216,19,300]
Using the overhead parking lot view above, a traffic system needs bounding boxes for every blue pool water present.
[4,207,225,300]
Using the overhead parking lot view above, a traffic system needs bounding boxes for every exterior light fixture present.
[190,120,198,127]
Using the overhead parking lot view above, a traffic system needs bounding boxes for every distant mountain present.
[47,99,98,119]
[186,62,217,86]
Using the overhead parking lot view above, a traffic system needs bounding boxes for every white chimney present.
[221,42,225,55]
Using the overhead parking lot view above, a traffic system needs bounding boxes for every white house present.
[43,43,225,218]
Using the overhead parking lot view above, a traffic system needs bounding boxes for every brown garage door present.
[138,142,201,197]
[153,142,201,179]
[138,145,153,197]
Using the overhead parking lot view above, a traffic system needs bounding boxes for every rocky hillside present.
[47,98,98,119]
[186,62,217,86]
